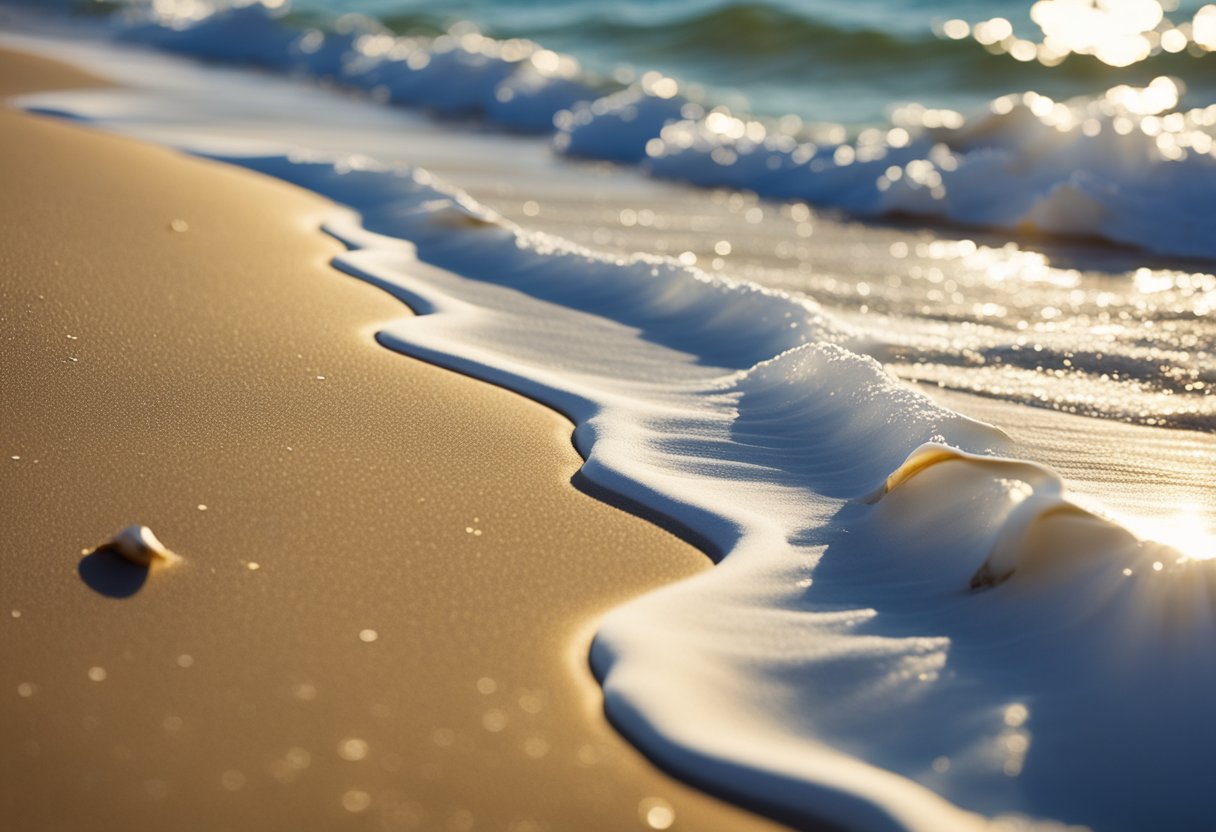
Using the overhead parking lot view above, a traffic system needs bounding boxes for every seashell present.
[94,525,182,568]
[860,442,1056,505]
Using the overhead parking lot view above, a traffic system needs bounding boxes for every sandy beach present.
[5,1,1216,828]
[0,48,783,832]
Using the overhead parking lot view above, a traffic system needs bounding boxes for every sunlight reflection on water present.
[944,1,1216,68]
[1121,503,1216,561]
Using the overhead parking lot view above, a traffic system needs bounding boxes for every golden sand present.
[0,49,782,832]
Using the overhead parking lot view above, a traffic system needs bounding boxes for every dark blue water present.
[292,0,1216,125]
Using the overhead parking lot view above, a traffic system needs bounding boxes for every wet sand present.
[0,49,783,832]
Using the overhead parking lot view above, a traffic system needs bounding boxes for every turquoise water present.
[291,0,1216,125]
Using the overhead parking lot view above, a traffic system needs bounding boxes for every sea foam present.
[208,149,1215,832]
[108,0,1216,261]
[114,1,602,132]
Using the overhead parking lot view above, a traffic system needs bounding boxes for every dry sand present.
[0,49,783,832]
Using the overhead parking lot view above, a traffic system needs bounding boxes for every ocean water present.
[289,0,1216,126]
[5,3,1216,831]
[79,0,1216,432]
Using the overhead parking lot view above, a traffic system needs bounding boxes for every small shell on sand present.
[94,525,182,567]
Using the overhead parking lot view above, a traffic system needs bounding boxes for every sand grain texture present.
[0,49,782,832]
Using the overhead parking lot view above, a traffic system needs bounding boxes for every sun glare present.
[950,1,1216,67]
[1122,504,1216,561]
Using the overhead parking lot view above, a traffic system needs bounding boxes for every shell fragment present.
[94,525,182,567]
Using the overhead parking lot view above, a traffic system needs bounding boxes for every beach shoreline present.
[0,46,783,832]
[4,8,1215,827]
